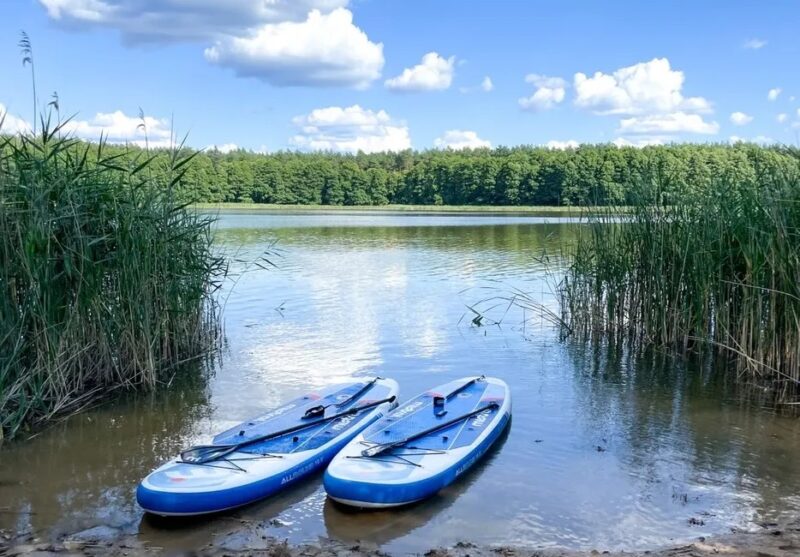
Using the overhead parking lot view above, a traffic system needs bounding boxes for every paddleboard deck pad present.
[137,378,399,515]
[324,376,510,508]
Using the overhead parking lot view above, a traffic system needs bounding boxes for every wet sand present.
[3,519,798,557]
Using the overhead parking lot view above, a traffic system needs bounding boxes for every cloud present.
[519,74,567,111]
[545,140,579,150]
[40,2,384,90]
[385,52,455,92]
[729,111,753,126]
[206,143,239,153]
[459,76,494,94]
[572,58,717,137]
[290,105,411,153]
[618,112,719,135]
[205,9,383,88]
[777,113,788,123]
[1,101,176,148]
[38,0,351,42]
[743,38,767,50]
[0,104,33,134]
[768,88,782,101]
[612,137,665,148]
[62,109,174,147]
[434,130,491,150]
[730,135,774,145]
[573,58,711,116]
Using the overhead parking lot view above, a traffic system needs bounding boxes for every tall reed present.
[0,117,226,440]
[560,157,800,403]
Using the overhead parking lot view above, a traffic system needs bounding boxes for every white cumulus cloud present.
[545,140,579,150]
[63,109,174,147]
[460,76,494,94]
[730,135,774,145]
[38,0,351,42]
[573,58,717,137]
[385,52,455,92]
[743,38,767,50]
[519,74,567,111]
[290,105,411,153]
[0,104,33,134]
[768,88,782,101]
[434,130,491,150]
[206,143,239,153]
[205,9,383,88]
[612,137,665,148]
[1,101,176,148]
[618,112,719,135]
[730,111,753,126]
[777,113,788,123]
[573,58,711,116]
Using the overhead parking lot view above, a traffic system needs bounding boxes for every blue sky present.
[1,0,798,152]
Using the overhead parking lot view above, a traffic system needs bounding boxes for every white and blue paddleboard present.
[324,376,510,508]
[137,378,399,516]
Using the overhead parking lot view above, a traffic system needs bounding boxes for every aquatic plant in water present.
[0,114,226,440]
[559,158,800,404]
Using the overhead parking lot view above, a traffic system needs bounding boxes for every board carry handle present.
[362,401,499,458]
[433,375,485,417]
[303,376,382,419]
[181,395,396,464]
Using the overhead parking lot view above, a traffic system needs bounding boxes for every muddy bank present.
[2,519,799,557]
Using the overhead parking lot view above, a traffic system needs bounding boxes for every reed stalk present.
[0,116,226,440]
[559,161,800,403]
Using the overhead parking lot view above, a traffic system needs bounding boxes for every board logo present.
[332,414,356,431]
[470,409,492,428]
[256,403,297,423]
[393,400,424,419]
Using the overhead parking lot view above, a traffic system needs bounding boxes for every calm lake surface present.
[2,211,800,553]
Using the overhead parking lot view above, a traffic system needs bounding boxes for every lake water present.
[2,211,800,553]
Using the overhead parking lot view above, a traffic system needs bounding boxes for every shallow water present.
[2,211,800,553]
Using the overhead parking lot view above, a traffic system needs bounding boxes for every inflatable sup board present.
[324,375,510,508]
[137,378,399,515]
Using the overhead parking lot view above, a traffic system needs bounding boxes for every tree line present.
[99,142,800,206]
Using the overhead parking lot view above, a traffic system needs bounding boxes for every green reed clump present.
[560,157,800,403]
[0,118,226,440]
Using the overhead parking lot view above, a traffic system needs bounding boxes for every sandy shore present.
[2,519,798,557]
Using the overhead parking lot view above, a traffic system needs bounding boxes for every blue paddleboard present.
[324,376,510,507]
[137,378,399,515]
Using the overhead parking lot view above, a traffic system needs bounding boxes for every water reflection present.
[138,472,322,552]
[0,370,213,539]
[322,426,512,549]
[1,212,799,554]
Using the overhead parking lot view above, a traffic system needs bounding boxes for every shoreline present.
[191,203,597,215]
[3,520,797,557]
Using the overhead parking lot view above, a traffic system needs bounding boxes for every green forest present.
[101,142,800,206]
